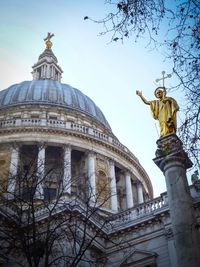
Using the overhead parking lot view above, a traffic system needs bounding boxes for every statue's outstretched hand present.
[136,90,142,97]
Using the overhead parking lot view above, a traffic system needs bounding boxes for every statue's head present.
[154,87,166,99]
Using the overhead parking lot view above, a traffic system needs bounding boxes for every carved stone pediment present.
[120,248,157,267]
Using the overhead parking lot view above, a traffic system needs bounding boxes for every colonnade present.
[8,145,145,211]
[33,64,61,81]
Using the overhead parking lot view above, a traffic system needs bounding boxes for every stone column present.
[47,65,50,79]
[153,134,200,267]
[164,227,178,267]
[125,171,134,208]
[137,181,144,204]
[63,145,71,194]
[35,145,45,199]
[109,160,118,212]
[7,146,19,197]
[52,66,55,79]
[87,152,96,202]
[41,65,44,78]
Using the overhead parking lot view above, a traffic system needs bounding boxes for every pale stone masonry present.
[0,38,199,266]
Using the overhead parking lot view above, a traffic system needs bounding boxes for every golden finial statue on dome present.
[44,32,54,49]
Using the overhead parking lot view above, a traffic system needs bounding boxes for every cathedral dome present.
[0,34,153,212]
[0,80,111,130]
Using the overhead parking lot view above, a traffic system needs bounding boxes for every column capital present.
[153,134,192,172]
[136,180,142,186]
[107,158,115,166]
[63,144,71,151]
[36,142,47,149]
[10,142,20,151]
[86,150,97,158]
[124,169,131,177]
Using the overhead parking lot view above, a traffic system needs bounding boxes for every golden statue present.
[136,87,179,138]
[44,32,54,49]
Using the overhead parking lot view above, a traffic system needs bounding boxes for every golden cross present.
[44,32,54,42]
[155,71,172,87]
[43,32,54,49]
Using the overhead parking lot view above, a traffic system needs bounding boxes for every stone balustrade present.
[30,196,110,231]
[21,193,169,231]
[0,118,138,162]
[108,193,169,231]
[1,188,200,235]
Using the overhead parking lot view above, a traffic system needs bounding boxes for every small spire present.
[44,32,54,49]
[32,33,63,82]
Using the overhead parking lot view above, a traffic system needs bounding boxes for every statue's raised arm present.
[136,87,179,138]
[136,90,150,105]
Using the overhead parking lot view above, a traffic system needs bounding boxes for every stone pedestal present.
[153,134,200,267]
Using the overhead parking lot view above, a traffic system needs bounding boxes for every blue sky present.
[0,0,188,197]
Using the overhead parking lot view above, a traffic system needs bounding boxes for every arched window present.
[96,170,111,209]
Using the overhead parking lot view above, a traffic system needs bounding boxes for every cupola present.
[32,33,63,82]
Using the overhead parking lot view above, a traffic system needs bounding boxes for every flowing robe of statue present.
[149,97,179,137]
[136,87,179,138]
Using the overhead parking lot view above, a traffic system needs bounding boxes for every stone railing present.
[3,193,168,232]
[27,196,110,232]
[107,193,168,231]
[0,118,138,162]
[27,193,168,231]
[1,188,199,234]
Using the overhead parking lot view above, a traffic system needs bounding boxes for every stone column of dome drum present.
[41,66,44,78]
[7,146,19,198]
[63,145,71,194]
[51,66,54,79]
[43,65,45,78]
[109,160,118,212]
[137,181,144,204]
[35,146,45,199]
[87,152,96,203]
[47,65,50,79]
[125,171,134,209]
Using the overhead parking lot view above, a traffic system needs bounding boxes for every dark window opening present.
[44,188,57,201]
[21,187,36,201]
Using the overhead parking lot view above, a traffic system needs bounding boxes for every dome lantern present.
[31,33,63,82]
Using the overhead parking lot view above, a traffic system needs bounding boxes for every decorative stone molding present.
[153,134,193,171]
[164,227,173,239]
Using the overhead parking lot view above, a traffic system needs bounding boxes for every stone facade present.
[0,40,199,267]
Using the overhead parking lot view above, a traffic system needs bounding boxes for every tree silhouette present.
[86,0,200,169]
[0,149,118,267]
